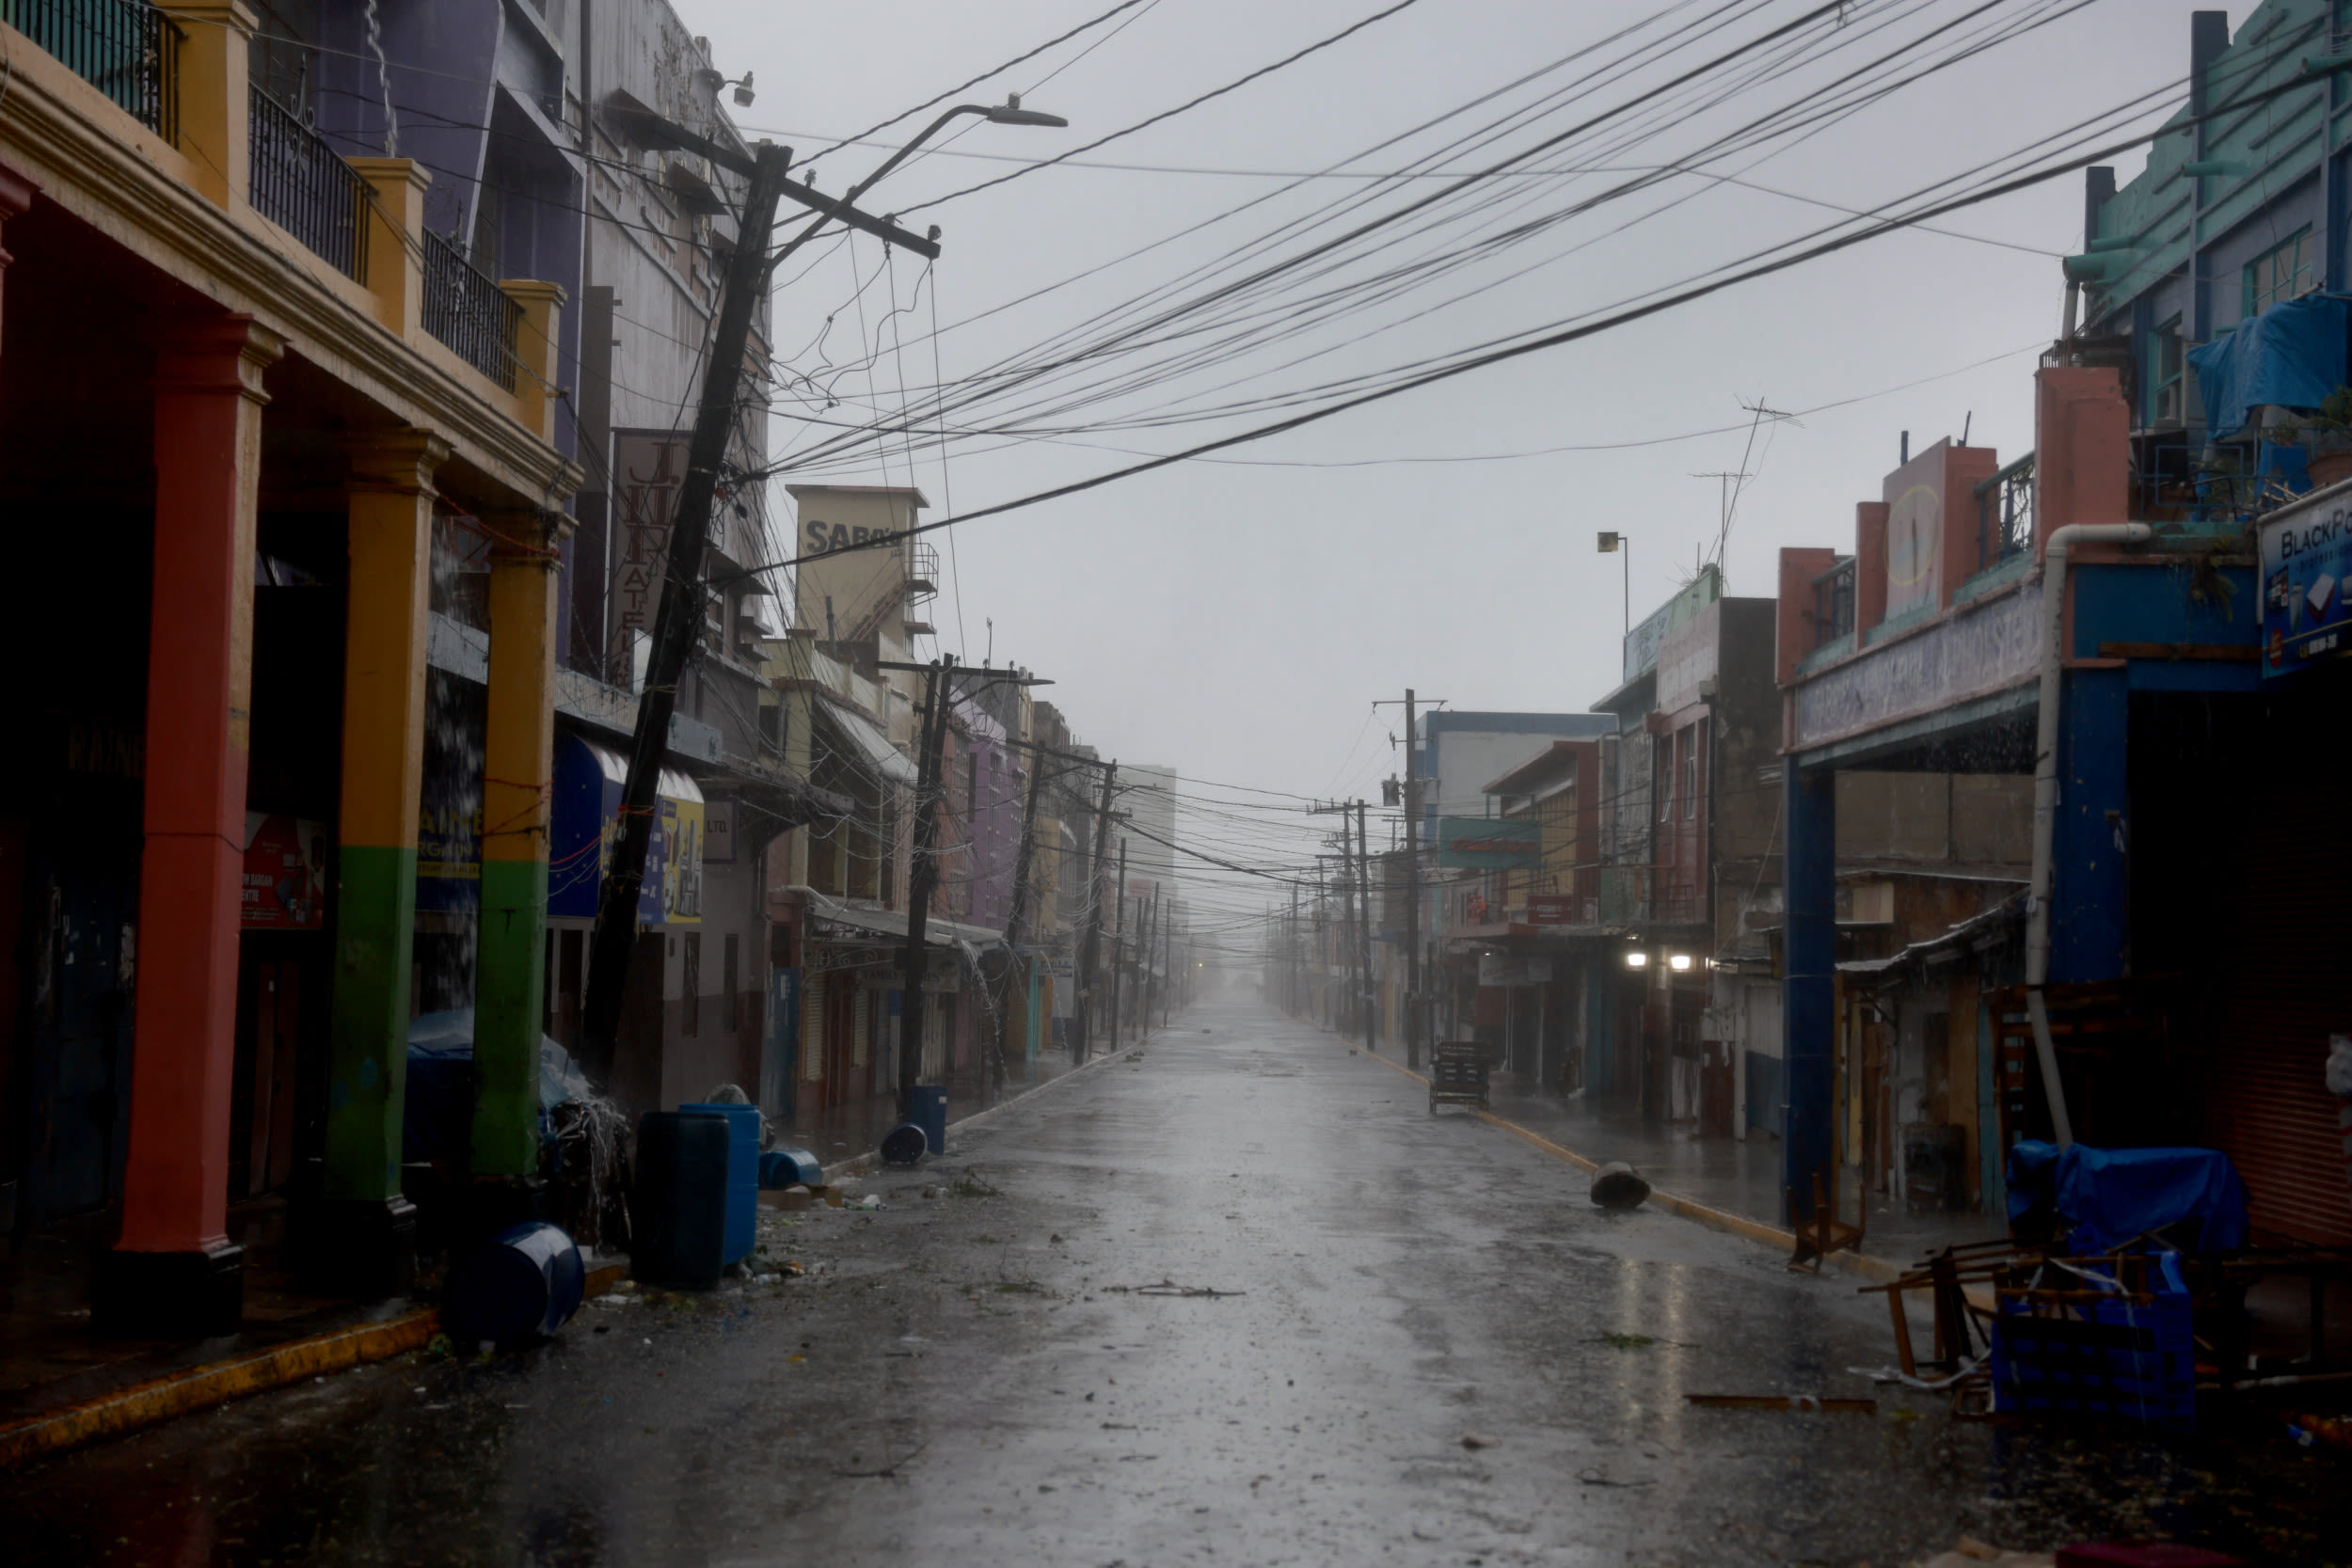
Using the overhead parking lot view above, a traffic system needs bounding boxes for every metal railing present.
[1811,556,1855,649]
[11,0,180,139]
[422,230,520,390]
[246,87,367,281]
[1977,450,2036,568]
[905,540,941,598]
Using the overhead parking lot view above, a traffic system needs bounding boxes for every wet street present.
[6,996,2345,1566]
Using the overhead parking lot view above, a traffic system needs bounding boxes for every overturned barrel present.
[880,1122,929,1166]
[760,1148,823,1189]
[442,1221,586,1344]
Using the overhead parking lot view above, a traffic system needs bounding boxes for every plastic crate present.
[1991,1252,2194,1432]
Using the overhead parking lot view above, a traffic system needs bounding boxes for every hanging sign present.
[610,430,691,661]
[2260,491,2352,675]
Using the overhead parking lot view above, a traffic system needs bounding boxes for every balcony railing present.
[1811,556,1855,649]
[1977,450,2035,568]
[12,0,180,139]
[905,540,940,600]
[247,87,367,282]
[422,230,520,390]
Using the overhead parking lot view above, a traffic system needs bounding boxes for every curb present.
[820,1034,1152,1182]
[1347,1042,1902,1285]
[0,1263,630,1471]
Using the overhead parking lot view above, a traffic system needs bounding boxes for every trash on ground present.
[1589,1162,1650,1210]
[1685,1393,1876,1413]
[1459,1432,1499,1449]
[1103,1279,1245,1298]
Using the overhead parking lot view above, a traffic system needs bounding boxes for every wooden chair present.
[1788,1168,1865,1272]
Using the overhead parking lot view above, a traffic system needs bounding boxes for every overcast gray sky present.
[690,0,2210,927]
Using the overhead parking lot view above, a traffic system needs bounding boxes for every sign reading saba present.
[2260,491,2352,676]
[1437,818,1540,869]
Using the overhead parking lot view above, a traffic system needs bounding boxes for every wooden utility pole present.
[1404,689,1422,1067]
[1356,800,1376,1051]
[1074,761,1117,1062]
[580,143,792,1082]
[1287,883,1299,1015]
[892,657,957,1117]
[1164,889,1176,1027]
[1107,837,1130,1051]
[1141,881,1160,1037]
[993,745,1049,1088]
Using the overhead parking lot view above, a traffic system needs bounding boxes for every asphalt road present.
[6,995,2345,1566]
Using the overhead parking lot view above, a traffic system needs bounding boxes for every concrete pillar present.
[95,315,284,1338]
[348,159,430,337]
[311,428,447,1293]
[154,2,255,209]
[471,508,563,1180]
[1780,763,1836,1227]
[498,280,567,442]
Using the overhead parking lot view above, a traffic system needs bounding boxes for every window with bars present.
[2244,227,2314,319]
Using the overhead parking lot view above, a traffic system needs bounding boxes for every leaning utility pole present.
[1074,761,1117,1062]
[1163,891,1176,1028]
[1289,882,1300,1016]
[1356,800,1376,1052]
[579,142,793,1083]
[1403,689,1422,1068]
[992,745,1048,1087]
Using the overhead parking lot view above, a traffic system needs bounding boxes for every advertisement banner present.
[1437,817,1541,869]
[2260,492,2352,676]
[661,795,703,924]
[241,814,328,929]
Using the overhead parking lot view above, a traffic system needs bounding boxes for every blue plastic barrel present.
[760,1148,821,1188]
[907,1085,948,1156]
[631,1111,729,1287]
[442,1221,585,1343]
[678,1101,759,1265]
[881,1122,929,1165]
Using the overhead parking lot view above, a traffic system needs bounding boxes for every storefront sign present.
[1525,894,1584,926]
[547,736,704,926]
[1789,578,2042,754]
[241,814,328,929]
[703,797,738,863]
[2260,493,2352,675]
[1437,817,1540,869]
[1623,564,1721,683]
[1884,444,1949,620]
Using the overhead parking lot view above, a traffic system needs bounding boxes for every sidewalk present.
[1480,1071,2008,1265]
[2,1022,1161,1467]
[774,1037,1120,1168]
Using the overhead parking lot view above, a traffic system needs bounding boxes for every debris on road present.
[1103,1279,1245,1298]
[1589,1162,1650,1210]
[1685,1394,1877,1414]
[1459,1433,1499,1449]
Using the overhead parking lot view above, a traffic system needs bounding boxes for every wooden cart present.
[1429,1042,1489,1113]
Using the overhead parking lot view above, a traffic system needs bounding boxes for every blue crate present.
[1991,1252,2194,1432]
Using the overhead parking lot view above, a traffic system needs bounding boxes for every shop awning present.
[815,699,917,786]
[548,736,708,924]
[803,890,1003,953]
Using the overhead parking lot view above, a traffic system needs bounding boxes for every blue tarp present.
[403,1009,596,1164]
[2186,293,2350,437]
[2006,1141,2249,1255]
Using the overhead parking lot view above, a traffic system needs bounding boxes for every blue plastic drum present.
[759,1148,822,1188]
[907,1085,947,1157]
[678,1101,759,1265]
[442,1221,586,1344]
[880,1122,929,1166]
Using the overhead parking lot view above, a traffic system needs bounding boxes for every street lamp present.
[1624,949,1648,970]
[1597,531,1629,640]
[1668,952,1693,973]
[772,95,1068,277]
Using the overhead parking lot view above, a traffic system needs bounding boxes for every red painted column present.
[94,316,286,1338]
